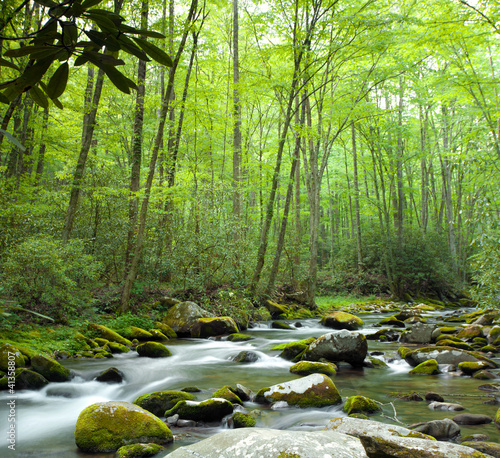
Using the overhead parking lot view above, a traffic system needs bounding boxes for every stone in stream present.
[399,322,437,344]
[428,401,465,411]
[0,343,26,372]
[211,385,243,405]
[6,368,48,390]
[190,316,239,338]
[95,367,124,383]
[166,427,369,458]
[461,441,500,457]
[404,346,499,368]
[87,323,132,346]
[409,358,440,375]
[115,443,164,458]
[410,418,461,440]
[303,330,367,367]
[31,354,72,382]
[320,311,364,330]
[133,390,196,417]
[453,413,492,425]
[231,351,259,363]
[136,342,172,358]
[254,373,341,408]
[289,360,337,376]
[343,395,382,415]
[164,398,233,422]
[161,301,214,336]
[74,401,173,453]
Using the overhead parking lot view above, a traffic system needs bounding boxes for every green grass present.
[315,295,380,313]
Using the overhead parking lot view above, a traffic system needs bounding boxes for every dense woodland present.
[1,0,499,321]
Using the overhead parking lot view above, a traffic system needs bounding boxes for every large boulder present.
[134,390,196,417]
[343,396,381,415]
[95,367,124,384]
[74,401,172,453]
[190,317,239,338]
[164,398,233,422]
[0,343,26,372]
[400,323,437,344]
[10,368,49,390]
[161,301,214,336]
[405,346,498,368]
[136,342,172,358]
[166,427,368,458]
[289,360,337,377]
[411,418,461,440]
[304,331,367,367]
[264,300,289,318]
[320,311,364,330]
[255,373,341,408]
[31,354,71,382]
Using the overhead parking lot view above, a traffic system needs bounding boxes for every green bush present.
[0,236,102,320]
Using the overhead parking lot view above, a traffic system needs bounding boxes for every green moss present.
[227,333,253,342]
[133,390,196,416]
[116,443,164,458]
[397,346,412,359]
[368,356,389,368]
[31,354,71,382]
[232,411,256,428]
[108,342,130,353]
[164,398,233,422]
[181,386,201,392]
[343,395,382,415]
[120,326,153,341]
[277,451,301,458]
[439,326,458,334]
[289,361,337,376]
[212,385,243,405]
[254,387,271,404]
[378,316,405,327]
[88,323,132,346]
[437,339,473,351]
[320,311,364,330]
[436,334,461,343]
[153,322,177,338]
[402,431,436,440]
[270,338,316,351]
[458,361,490,375]
[136,342,172,358]
[349,413,368,419]
[75,401,172,453]
[147,329,169,341]
[0,343,26,372]
[13,368,49,389]
[409,359,440,375]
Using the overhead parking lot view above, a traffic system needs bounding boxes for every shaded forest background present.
[1,0,499,321]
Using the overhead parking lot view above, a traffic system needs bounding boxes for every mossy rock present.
[232,411,256,428]
[75,401,172,453]
[436,334,462,343]
[121,326,154,341]
[190,317,239,338]
[136,342,172,358]
[227,333,254,342]
[0,343,26,372]
[474,337,488,345]
[162,301,214,336]
[437,339,474,351]
[473,370,497,380]
[459,361,490,375]
[457,325,484,341]
[147,330,169,341]
[265,300,289,318]
[212,385,243,405]
[343,395,382,415]
[397,346,412,359]
[289,360,337,377]
[272,321,293,330]
[320,311,364,330]
[93,348,113,358]
[108,342,130,354]
[460,441,500,458]
[409,359,440,375]
[253,306,272,321]
[181,386,201,393]
[12,368,49,390]
[439,326,458,334]
[153,322,177,338]
[164,398,233,422]
[116,443,164,458]
[481,346,497,353]
[31,354,71,382]
[76,333,100,348]
[367,356,389,368]
[378,316,405,327]
[134,390,196,417]
[95,367,124,383]
[270,338,316,352]
[88,323,132,346]
[349,413,369,419]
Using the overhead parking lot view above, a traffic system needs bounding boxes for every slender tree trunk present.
[34,107,49,186]
[352,122,362,273]
[232,0,242,223]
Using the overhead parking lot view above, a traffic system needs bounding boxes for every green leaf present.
[52,97,64,109]
[36,0,57,7]
[4,45,49,58]
[29,86,49,109]
[119,24,166,39]
[0,93,10,104]
[0,58,19,71]
[133,37,173,66]
[46,62,69,99]
[81,0,104,9]
[117,34,149,61]
[84,29,106,48]
[101,65,137,94]
[84,50,125,66]
[0,128,26,152]
[84,12,118,31]
[74,54,89,66]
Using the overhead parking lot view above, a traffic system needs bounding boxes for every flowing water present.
[2,310,500,457]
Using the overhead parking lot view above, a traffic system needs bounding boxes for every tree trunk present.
[232,0,242,223]
[352,122,362,273]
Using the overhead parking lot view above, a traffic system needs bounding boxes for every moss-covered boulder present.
[457,325,484,341]
[366,356,389,368]
[116,443,164,458]
[231,351,259,363]
[153,322,177,339]
[12,368,49,390]
[378,316,405,327]
[108,342,131,354]
[88,323,132,346]
[270,338,316,361]
[231,411,256,428]
[255,373,341,408]
[0,343,26,372]
[495,407,500,428]
[437,339,474,351]
[211,386,243,405]
[190,317,239,338]
[397,346,413,359]
[304,330,367,367]
[121,326,153,341]
[162,301,214,336]
[404,346,499,368]
[164,398,233,422]
[320,311,364,330]
[409,359,440,375]
[133,390,196,417]
[264,300,289,318]
[461,442,500,458]
[147,330,169,341]
[271,320,293,330]
[31,354,71,382]
[95,367,124,383]
[136,342,172,358]
[289,360,337,377]
[253,306,272,321]
[343,395,382,415]
[458,361,491,375]
[227,333,253,342]
[473,370,497,380]
[75,401,172,453]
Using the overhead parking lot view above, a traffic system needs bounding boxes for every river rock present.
[411,418,461,440]
[147,329,169,341]
[161,301,214,336]
[404,346,497,367]
[343,395,382,415]
[453,413,492,425]
[271,320,293,330]
[377,315,406,327]
[303,330,367,367]
[121,326,153,341]
[116,443,164,458]
[190,317,239,338]
[12,368,49,390]
[425,392,445,402]
[320,311,364,330]
[461,441,500,457]
[0,343,26,372]
[107,342,130,354]
[133,391,196,417]
[289,360,337,376]
[264,300,289,318]
[409,358,440,375]
[457,324,484,340]
[428,402,465,411]
[31,354,71,382]
[459,361,491,375]
[88,323,132,346]
[212,385,243,405]
[255,373,341,408]
[166,427,368,458]
[153,322,177,338]
[95,367,124,383]
[272,338,315,361]
[232,351,259,363]
[164,398,233,422]
[230,411,256,428]
[136,342,172,358]
[400,322,437,344]
[75,401,173,452]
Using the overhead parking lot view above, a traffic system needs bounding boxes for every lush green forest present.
[1,0,499,321]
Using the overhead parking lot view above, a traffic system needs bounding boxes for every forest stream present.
[1,307,500,457]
